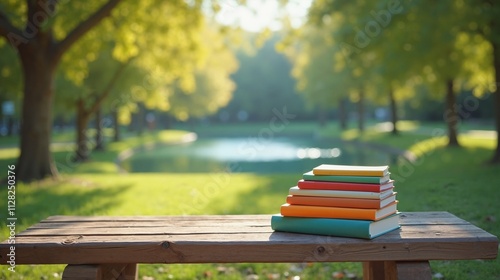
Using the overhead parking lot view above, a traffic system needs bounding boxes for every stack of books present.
[271,164,400,239]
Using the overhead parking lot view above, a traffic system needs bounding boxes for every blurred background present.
[0,0,498,179]
[1,0,499,279]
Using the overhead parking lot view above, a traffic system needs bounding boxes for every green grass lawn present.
[1,121,499,279]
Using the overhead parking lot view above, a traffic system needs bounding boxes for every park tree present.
[0,0,123,181]
[301,0,423,136]
[304,0,499,153]
[282,7,387,132]
[226,33,305,122]
[0,0,213,181]
[460,0,500,163]
[0,43,22,135]
[54,1,205,161]
[168,23,238,122]
[281,26,342,127]
[61,47,132,161]
[387,1,474,147]
[374,0,497,148]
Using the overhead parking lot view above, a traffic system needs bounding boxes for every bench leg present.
[363,261,432,280]
[62,263,138,280]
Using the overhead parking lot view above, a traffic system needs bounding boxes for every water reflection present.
[296,147,341,159]
[122,137,399,173]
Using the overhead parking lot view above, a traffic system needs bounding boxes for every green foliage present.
[53,0,208,115]
[224,33,307,121]
[284,0,499,109]
[282,25,350,109]
[0,0,215,123]
[0,46,22,119]
[168,22,239,121]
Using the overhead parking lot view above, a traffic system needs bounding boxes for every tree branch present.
[0,9,22,41]
[27,0,37,21]
[87,59,132,115]
[25,0,58,49]
[54,0,122,61]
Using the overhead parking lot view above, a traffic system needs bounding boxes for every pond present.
[121,136,399,173]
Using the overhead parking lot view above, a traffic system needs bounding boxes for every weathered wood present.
[43,215,264,222]
[40,211,463,223]
[16,221,488,236]
[0,212,498,267]
[17,223,270,235]
[363,261,386,280]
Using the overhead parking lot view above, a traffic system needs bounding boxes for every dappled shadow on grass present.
[207,173,297,215]
[0,179,131,240]
[20,182,128,216]
[393,144,499,182]
[389,144,500,235]
[51,147,122,174]
[0,155,16,172]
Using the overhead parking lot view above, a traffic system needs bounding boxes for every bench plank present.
[40,211,465,223]
[16,222,489,236]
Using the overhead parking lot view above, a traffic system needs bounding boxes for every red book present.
[297,179,394,192]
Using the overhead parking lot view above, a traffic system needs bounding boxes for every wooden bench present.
[1,212,498,280]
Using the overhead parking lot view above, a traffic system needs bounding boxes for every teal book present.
[303,171,391,184]
[271,213,400,239]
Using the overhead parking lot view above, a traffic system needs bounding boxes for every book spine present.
[286,195,381,209]
[313,170,385,177]
[280,204,377,220]
[297,180,382,192]
[303,174,381,184]
[271,215,371,239]
[289,187,385,199]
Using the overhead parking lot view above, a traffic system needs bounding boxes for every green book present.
[303,171,391,184]
[271,213,400,239]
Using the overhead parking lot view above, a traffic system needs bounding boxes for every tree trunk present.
[137,102,145,136]
[16,48,59,182]
[75,60,128,155]
[164,114,173,129]
[318,106,328,127]
[357,89,365,132]
[2,0,123,182]
[389,88,399,135]
[338,97,348,130]
[6,116,15,136]
[112,109,120,142]
[94,105,105,151]
[74,99,91,162]
[128,110,142,133]
[490,41,500,163]
[444,79,460,147]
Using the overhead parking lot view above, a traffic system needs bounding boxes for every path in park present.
[374,122,496,139]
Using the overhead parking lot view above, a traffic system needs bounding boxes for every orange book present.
[280,202,398,221]
[312,164,389,177]
[286,194,397,209]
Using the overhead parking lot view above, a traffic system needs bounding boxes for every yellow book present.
[312,164,389,177]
